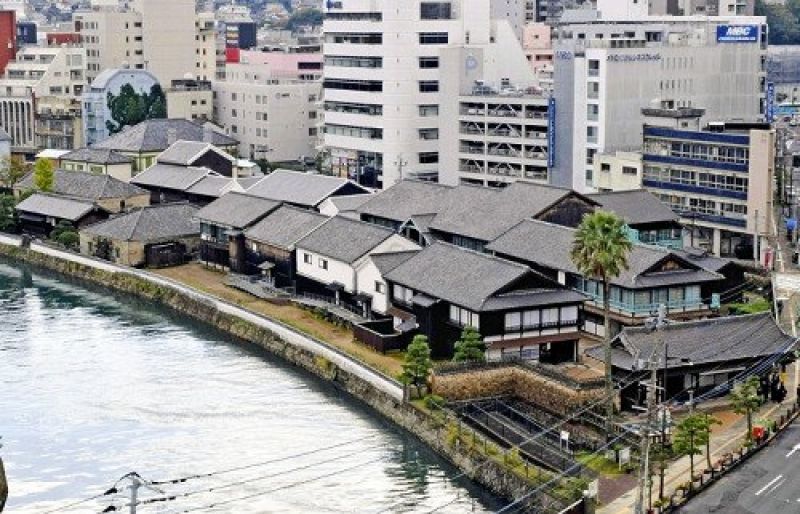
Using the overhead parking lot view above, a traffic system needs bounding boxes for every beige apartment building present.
[75,0,216,85]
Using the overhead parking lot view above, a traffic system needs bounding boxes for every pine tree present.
[401,335,433,398]
[453,326,486,363]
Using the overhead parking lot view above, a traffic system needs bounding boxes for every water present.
[0,261,502,513]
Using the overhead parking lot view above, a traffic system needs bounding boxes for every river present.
[0,261,502,513]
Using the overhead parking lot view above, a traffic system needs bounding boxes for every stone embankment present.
[0,235,559,511]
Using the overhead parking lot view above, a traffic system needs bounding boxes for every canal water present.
[0,261,502,513]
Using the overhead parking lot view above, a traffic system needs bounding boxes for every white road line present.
[787,443,800,458]
[756,475,784,496]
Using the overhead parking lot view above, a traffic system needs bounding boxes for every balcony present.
[582,292,708,316]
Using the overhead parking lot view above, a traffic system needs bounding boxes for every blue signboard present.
[767,82,776,123]
[716,25,759,43]
[548,97,556,169]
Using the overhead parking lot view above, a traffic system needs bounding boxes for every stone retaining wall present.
[0,240,568,510]
[433,366,604,416]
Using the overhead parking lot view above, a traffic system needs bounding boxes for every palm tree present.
[571,210,632,439]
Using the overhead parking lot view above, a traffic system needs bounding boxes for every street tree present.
[571,210,632,438]
[0,195,17,233]
[730,375,762,442]
[401,335,433,398]
[452,326,486,363]
[672,413,710,490]
[700,413,722,469]
[0,156,28,190]
[33,158,55,192]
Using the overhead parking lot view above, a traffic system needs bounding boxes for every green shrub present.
[423,394,446,410]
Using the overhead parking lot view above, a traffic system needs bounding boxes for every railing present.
[580,292,707,315]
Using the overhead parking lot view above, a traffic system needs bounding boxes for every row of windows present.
[645,140,750,164]
[657,194,748,218]
[324,101,383,116]
[302,253,329,270]
[326,124,383,140]
[325,33,383,45]
[324,12,382,21]
[323,79,383,92]
[644,166,749,192]
[325,55,383,68]
[449,305,480,329]
[504,306,577,331]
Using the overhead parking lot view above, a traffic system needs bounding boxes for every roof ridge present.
[432,241,530,271]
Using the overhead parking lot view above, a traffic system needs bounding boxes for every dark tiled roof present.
[606,313,796,371]
[370,250,420,275]
[297,216,396,264]
[244,205,328,249]
[486,219,722,289]
[247,170,369,208]
[185,175,238,198]
[158,140,234,166]
[93,119,237,153]
[385,242,572,312]
[16,169,148,200]
[589,190,679,226]
[194,192,280,229]
[326,193,374,213]
[15,193,98,221]
[130,164,211,191]
[357,180,453,223]
[82,203,200,241]
[61,148,133,165]
[673,248,735,273]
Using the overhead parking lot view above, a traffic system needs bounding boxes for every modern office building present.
[322,0,533,189]
[214,61,321,162]
[82,68,160,146]
[0,45,87,154]
[650,0,755,16]
[74,0,216,85]
[552,8,767,192]
[641,108,774,258]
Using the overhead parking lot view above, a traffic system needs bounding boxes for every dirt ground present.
[153,264,405,377]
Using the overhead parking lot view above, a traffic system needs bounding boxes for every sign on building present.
[716,25,759,43]
[767,82,776,122]
[548,97,556,169]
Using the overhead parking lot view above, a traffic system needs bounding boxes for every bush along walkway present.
[600,397,800,514]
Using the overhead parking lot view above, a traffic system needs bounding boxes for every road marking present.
[756,475,784,496]
[787,443,800,458]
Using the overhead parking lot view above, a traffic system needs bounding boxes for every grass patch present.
[576,450,624,476]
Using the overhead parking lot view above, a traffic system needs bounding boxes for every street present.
[679,419,800,514]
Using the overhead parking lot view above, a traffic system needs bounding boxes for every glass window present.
[505,312,521,330]
[523,310,540,328]
[560,306,578,324]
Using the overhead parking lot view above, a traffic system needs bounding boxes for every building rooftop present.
[93,119,238,153]
[370,251,421,275]
[357,180,453,223]
[297,216,396,264]
[599,313,796,371]
[61,148,134,165]
[385,242,582,312]
[244,205,328,249]
[158,140,234,167]
[246,170,370,208]
[16,169,148,201]
[194,192,280,229]
[487,219,722,289]
[15,193,99,221]
[589,190,679,226]
[82,203,200,242]
[130,164,211,191]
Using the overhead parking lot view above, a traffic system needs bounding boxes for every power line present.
[148,434,379,486]
[41,473,135,513]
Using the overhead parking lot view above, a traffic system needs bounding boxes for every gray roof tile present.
[61,148,134,165]
[16,169,147,200]
[297,216,395,263]
[195,192,281,229]
[486,219,722,289]
[357,180,453,223]
[130,164,211,191]
[15,193,98,221]
[82,203,200,241]
[247,170,369,208]
[158,140,234,166]
[370,251,420,275]
[607,313,796,370]
[589,190,679,226]
[244,205,328,249]
[93,119,237,153]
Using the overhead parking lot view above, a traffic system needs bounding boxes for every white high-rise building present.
[322,0,529,189]
[552,10,767,192]
[75,0,216,85]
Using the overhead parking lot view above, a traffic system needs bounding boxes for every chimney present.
[167,127,177,146]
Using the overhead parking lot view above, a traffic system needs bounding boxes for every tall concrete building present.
[552,9,767,192]
[0,45,87,154]
[75,0,216,85]
[322,0,531,189]
[650,0,755,16]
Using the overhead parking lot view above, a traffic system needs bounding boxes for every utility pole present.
[394,155,408,182]
[635,305,666,514]
[754,209,760,266]
[128,474,143,514]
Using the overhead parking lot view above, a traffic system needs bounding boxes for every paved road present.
[679,419,800,514]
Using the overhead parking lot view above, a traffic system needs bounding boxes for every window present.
[560,306,578,325]
[419,56,440,69]
[419,104,439,117]
[419,80,439,93]
[318,258,329,270]
[505,312,521,330]
[601,163,611,172]
[419,32,449,45]
[622,166,638,175]
[393,284,414,303]
[541,308,559,327]
[419,152,439,164]
[420,2,452,20]
[375,281,385,294]
[449,304,480,329]
[418,128,439,140]
[303,253,312,264]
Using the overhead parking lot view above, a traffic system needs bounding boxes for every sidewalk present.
[599,380,799,513]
